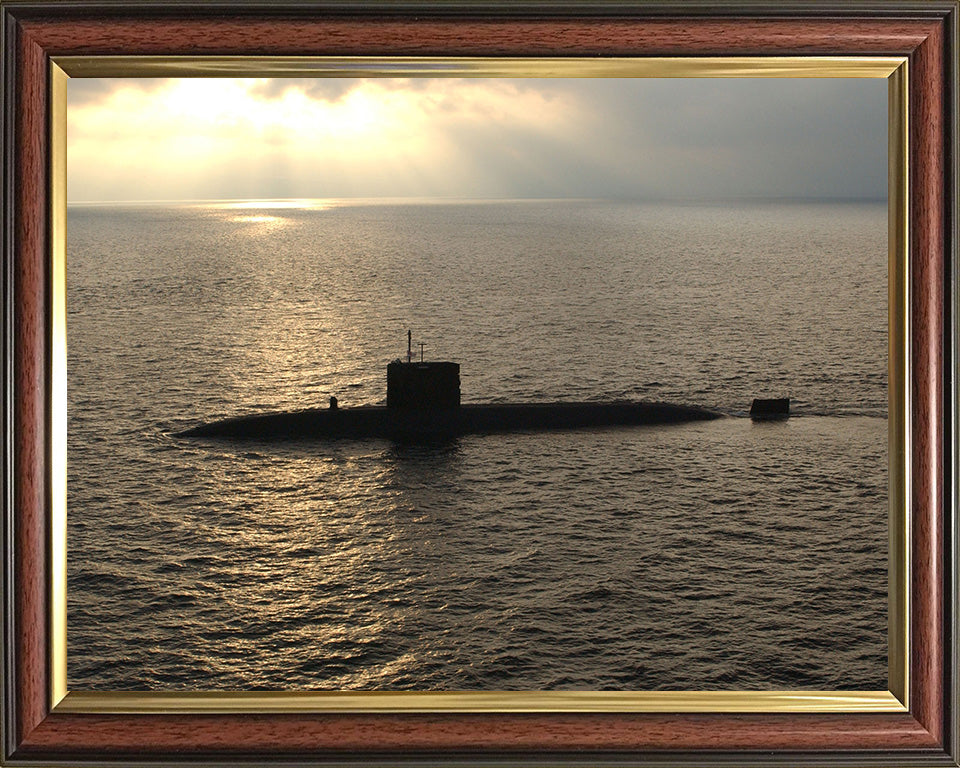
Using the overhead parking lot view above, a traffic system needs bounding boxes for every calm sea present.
[66,199,888,690]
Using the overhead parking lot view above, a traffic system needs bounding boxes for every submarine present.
[177,333,722,442]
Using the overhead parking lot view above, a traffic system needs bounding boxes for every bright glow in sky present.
[67,77,887,203]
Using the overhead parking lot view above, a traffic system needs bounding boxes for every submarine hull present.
[177,401,723,442]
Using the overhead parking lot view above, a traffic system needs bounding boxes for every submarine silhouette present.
[177,333,722,442]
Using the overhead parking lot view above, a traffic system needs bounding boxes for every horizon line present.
[66,194,889,206]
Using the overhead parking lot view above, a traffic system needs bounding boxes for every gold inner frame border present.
[48,55,910,715]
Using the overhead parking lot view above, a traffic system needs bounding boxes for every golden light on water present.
[232,214,283,224]
[215,199,338,226]
[219,200,336,210]
[219,199,337,225]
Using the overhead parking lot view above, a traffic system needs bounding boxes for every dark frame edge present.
[946,1,960,765]
[0,0,959,19]
[4,749,960,768]
[1,4,17,765]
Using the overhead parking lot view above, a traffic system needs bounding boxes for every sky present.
[66,77,887,203]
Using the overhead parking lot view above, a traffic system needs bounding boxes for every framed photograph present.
[2,2,956,766]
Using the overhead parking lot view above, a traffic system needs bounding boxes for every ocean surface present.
[66,199,888,690]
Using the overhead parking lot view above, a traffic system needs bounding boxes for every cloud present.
[562,78,887,199]
[66,76,886,202]
[67,78,168,107]
[246,78,359,103]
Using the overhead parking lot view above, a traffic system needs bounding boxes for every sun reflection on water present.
[232,214,283,224]
[217,199,337,228]
[218,199,336,211]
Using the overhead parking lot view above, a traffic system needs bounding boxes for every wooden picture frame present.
[2,1,956,765]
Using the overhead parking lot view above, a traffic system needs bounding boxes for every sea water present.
[66,199,887,690]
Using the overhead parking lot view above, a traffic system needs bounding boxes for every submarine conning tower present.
[386,332,460,410]
[387,361,461,409]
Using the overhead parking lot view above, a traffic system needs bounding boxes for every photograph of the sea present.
[67,198,887,690]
